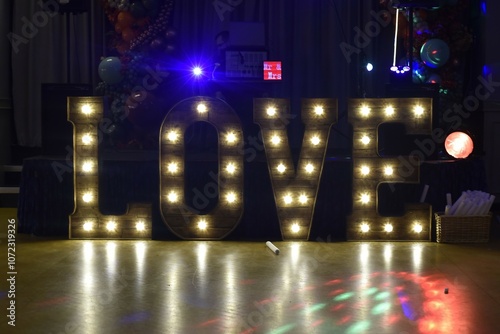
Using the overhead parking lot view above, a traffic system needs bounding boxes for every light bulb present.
[314,105,324,115]
[226,132,237,144]
[360,223,370,233]
[305,163,315,174]
[360,105,370,117]
[277,163,286,174]
[291,223,301,233]
[197,103,207,113]
[136,221,146,231]
[298,194,308,204]
[226,162,236,175]
[266,106,277,116]
[82,134,92,145]
[384,166,394,176]
[361,135,371,145]
[83,221,93,231]
[385,106,395,116]
[413,223,423,233]
[82,192,93,203]
[81,104,92,115]
[106,221,117,231]
[226,192,237,203]
[167,162,179,174]
[283,194,293,205]
[167,191,178,203]
[82,161,93,173]
[198,220,208,230]
[360,165,370,176]
[360,193,370,204]
[311,135,321,146]
[384,223,393,232]
[167,130,180,143]
[414,105,424,117]
[271,135,281,145]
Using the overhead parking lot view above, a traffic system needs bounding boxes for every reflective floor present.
[2,235,500,334]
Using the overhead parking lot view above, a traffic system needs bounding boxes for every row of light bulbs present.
[192,218,302,234]
[165,190,239,204]
[161,103,327,178]
[359,165,394,176]
[359,222,424,234]
[164,129,322,149]
[82,220,147,232]
[358,104,425,118]
[163,161,242,176]
[282,193,309,205]
[79,106,97,205]
[267,105,325,117]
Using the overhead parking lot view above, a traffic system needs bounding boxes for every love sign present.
[68,96,432,241]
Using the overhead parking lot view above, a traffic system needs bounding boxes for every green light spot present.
[374,291,391,301]
[362,287,378,296]
[333,291,355,301]
[345,321,370,334]
[303,303,327,314]
[371,302,391,315]
[267,323,297,334]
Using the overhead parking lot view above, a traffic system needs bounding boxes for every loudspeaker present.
[41,83,92,156]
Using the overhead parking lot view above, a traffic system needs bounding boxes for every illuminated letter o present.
[160,97,244,240]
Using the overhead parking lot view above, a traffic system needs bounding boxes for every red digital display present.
[263,61,282,80]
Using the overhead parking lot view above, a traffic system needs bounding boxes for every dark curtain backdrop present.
[10,1,104,148]
[10,0,369,149]
[170,0,364,151]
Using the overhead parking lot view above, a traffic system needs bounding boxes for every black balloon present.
[165,43,176,55]
[165,28,177,40]
[142,0,159,10]
[150,37,166,51]
[130,2,147,18]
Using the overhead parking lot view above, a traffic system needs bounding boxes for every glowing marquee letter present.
[160,97,244,240]
[348,98,432,240]
[68,97,152,239]
[254,98,337,240]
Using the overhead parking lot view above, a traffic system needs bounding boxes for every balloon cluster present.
[382,0,473,99]
[97,0,177,149]
[415,0,472,90]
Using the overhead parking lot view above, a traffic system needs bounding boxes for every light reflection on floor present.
[2,238,499,334]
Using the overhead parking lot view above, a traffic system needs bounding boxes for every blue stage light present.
[481,1,487,15]
[192,66,203,77]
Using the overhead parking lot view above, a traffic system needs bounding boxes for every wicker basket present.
[435,212,492,243]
